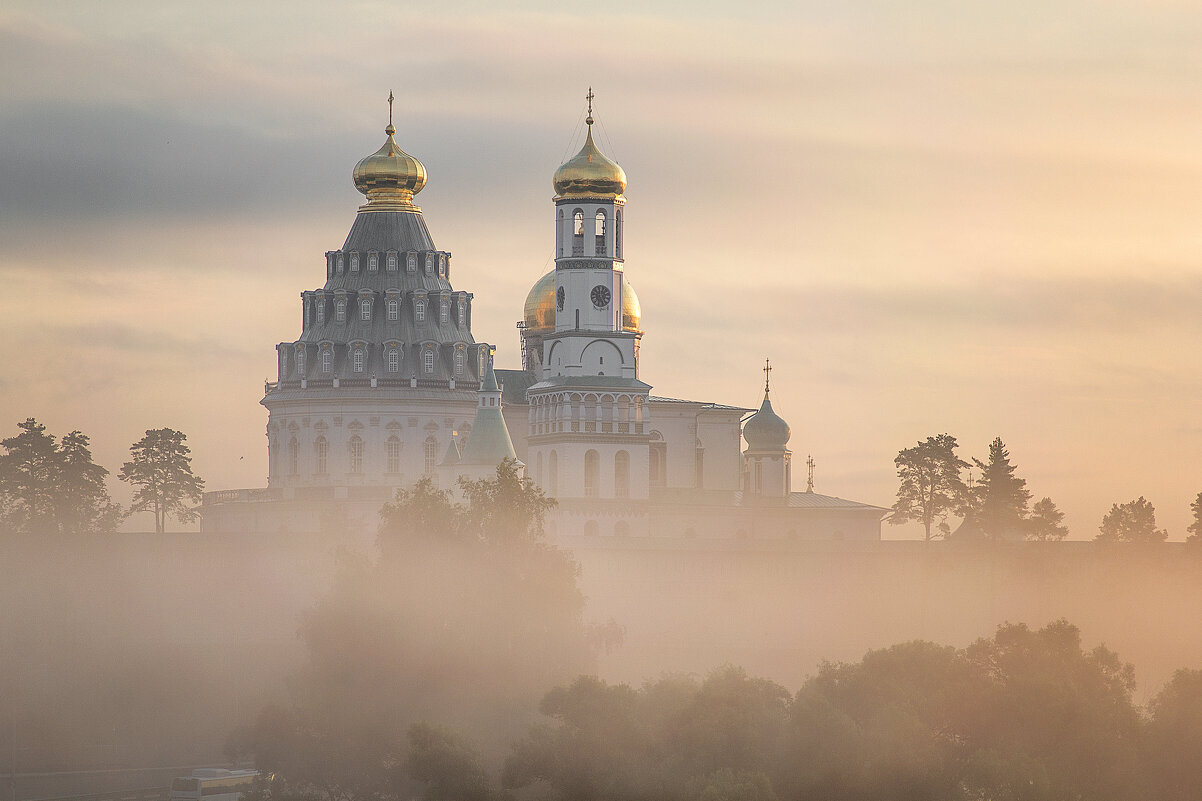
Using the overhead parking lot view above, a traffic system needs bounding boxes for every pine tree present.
[971,437,1031,541]
[889,434,970,541]
[119,428,205,533]
[1027,497,1068,541]
[1187,492,1202,546]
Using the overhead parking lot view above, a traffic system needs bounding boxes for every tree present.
[1144,669,1202,801]
[1096,497,1166,543]
[1027,496,1069,541]
[0,418,122,535]
[119,428,204,533]
[970,437,1031,541]
[1187,492,1202,546]
[250,460,587,800]
[889,434,969,541]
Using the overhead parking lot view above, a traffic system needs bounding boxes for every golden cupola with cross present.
[353,92,428,212]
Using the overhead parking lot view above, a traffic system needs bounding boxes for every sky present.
[1,0,1201,537]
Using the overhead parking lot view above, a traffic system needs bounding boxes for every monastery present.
[200,96,886,541]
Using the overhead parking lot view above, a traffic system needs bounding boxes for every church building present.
[200,97,886,542]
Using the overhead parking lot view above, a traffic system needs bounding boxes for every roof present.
[458,407,518,466]
[495,368,537,405]
[649,395,753,413]
[528,375,653,392]
[733,491,888,512]
[341,209,435,254]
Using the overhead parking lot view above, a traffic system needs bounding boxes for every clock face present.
[591,285,611,309]
[556,286,565,311]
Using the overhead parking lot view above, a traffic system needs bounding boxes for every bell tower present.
[526,92,652,534]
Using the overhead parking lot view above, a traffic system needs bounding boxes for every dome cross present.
[586,86,594,124]
[763,358,772,397]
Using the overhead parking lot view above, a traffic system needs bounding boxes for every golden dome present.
[352,123,427,212]
[553,120,627,198]
[523,270,641,333]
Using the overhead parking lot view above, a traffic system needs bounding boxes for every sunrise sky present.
[2,0,1201,536]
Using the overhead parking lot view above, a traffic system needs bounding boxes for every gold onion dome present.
[553,119,627,198]
[743,388,791,450]
[524,270,641,333]
[353,121,427,212]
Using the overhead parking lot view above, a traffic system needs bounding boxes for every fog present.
[2,506,1201,798]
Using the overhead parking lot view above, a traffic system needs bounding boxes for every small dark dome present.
[743,394,790,450]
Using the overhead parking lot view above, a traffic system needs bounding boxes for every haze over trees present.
[1096,497,1168,543]
[239,460,591,801]
[967,436,1032,540]
[0,418,122,534]
[1187,492,1202,545]
[119,428,205,534]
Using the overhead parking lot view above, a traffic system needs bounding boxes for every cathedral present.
[200,98,885,542]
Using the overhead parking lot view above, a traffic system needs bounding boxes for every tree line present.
[0,418,204,534]
[890,433,1202,544]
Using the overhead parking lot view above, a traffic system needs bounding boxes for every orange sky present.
[1,1,1200,537]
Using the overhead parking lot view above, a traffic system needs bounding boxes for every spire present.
[458,347,520,468]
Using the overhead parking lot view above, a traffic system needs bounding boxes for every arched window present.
[388,348,400,373]
[536,451,544,487]
[438,254,446,276]
[316,300,325,324]
[279,350,288,379]
[387,299,399,321]
[336,253,344,273]
[296,348,305,376]
[584,520,599,536]
[424,348,435,373]
[425,253,433,273]
[322,349,332,373]
[615,208,623,258]
[335,299,346,322]
[615,450,629,499]
[360,297,372,321]
[407,253,416,272]
[549,450,558,497]
[424,436,438,474]
[387,251,398,271]
[440,301,449,324]
[595,210,606,254]
[650,441,667,487]
[350,252,359,272]
[349,435,364,473]
[288,436,298,476]
[368,251,378,271]
[458,301,466,326]
[353,349,365,373]
[415,300,426,322]
[314,436,328,474]
[387,436,401,473]
[584,449,600,497]
[454,349,464,375]
[572,210,584,255]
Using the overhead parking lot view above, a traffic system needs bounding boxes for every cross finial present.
[386,91,396,135]
[763,358,772,396]
[586,86,595,124]
[806,455,815,493]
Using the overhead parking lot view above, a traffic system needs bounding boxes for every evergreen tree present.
[970,437,1031,541]
[119,428,205,533]
[1027,496,1069,541]
[889,434,969,541]
[1096,497,1167,543]
[0,419,121,534]
[1187,492,1202,546]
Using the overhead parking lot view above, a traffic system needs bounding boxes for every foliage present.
[889,434,970,541]
[406,722,496,801]
[1096,496,1167,543]
[1026,497,1069,541]
[119,428,204,534]
[506,621,1148,801]
[969,437,1032,541]
[246,459,586,800]
[1144,669,1202,801]
[1187,492,1202,545]
[0,418,122,534]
